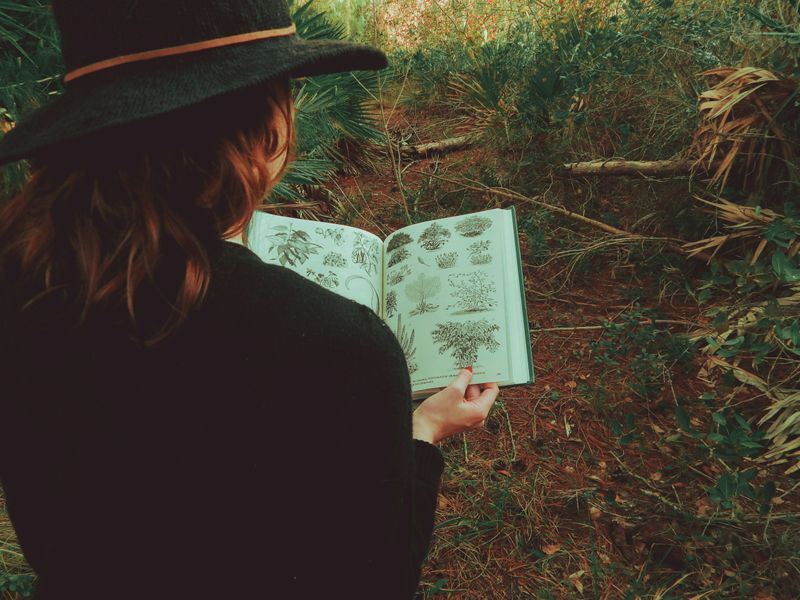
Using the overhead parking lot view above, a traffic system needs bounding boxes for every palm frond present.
[689,66,798,193]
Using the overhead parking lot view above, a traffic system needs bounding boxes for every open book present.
[238,207,534,399]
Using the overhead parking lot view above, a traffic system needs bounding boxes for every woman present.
[0,1,499,599]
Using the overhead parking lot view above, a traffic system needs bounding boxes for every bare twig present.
[410,170,715,262]
[530,319,693,333]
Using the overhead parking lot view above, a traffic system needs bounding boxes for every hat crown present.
[53,0,293,72]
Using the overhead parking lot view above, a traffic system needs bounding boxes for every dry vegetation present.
[2,0,800,598]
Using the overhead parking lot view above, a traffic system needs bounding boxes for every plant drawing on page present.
[447,271,497,314]
[386,231,413,252]
[467,239,492,265]
[315,227,346,246]
[387,265,412,286]
[305,269,340,289]
[418,222,451,251]
[405,272,441,316]
[431,319,501,368]
[265,225,323,266]
[352,233,380,276]
[455,215,493,237]
[345,274,380,314]
[385,290,398,318]
[436,251,458,269]
[322,251,348,268]
[388,247,411,267]
[395,314,418,374]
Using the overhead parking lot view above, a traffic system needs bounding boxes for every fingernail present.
[465,365,472,372]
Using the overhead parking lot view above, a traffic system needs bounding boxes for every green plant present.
[688,199,800,470]
[0,0,61,198]
[0,573,35,598]
[589,306,695,400]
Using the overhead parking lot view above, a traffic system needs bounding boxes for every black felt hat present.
[0,0,388,166]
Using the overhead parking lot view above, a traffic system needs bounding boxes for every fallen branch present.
[559,159,700,177]
[530,319,692,333]
[399,134,479,158]
[412,170,715,262]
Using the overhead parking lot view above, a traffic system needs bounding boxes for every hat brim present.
[0,35,388,165]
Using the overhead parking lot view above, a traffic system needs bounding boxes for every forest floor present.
[2,104,798,600]
[320,103,799,599]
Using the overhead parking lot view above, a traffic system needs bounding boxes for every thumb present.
[449,367,473,395]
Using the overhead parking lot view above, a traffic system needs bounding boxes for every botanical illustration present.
[345,275,381,315]
[405,272,441,316]
[386,231,413,252]
[315,226,346,246]
[436,251,458,269]
[265,225,323,267]
[322,251,348,268]
[387,247,410,268]
[387,265,412,286]
[417,256,431,267]
[305,269,340,289]
[447,271,498,313]
[351,233,381,276]
[385,290,398,318]
[418,222,451,250]
[467,239,492,265]
[395,314,418,374]
[455,215,493,237]
[431,319,501,368]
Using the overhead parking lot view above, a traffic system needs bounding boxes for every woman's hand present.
[412,368,500,445]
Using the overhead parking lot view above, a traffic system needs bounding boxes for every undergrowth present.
[2,0,799,598]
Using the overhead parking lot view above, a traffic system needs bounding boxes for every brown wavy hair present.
[0,78,295,347]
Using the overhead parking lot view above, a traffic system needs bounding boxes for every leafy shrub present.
[590,305,696,399]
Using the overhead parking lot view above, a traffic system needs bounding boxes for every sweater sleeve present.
[339,306,445,600]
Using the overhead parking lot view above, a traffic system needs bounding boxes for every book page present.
[382,209,513,393]
[243,211,383,314]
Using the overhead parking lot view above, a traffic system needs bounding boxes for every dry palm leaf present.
[690,67,798,193]
[682,196,798,262]
[690,286,800,473]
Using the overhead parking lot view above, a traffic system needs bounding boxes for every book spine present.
[509,205,535,384]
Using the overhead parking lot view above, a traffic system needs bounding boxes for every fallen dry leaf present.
[696,497,712,516]
[569,570,585,593]
[542,544,561,555]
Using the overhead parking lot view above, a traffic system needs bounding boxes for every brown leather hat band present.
[64,23,297,83]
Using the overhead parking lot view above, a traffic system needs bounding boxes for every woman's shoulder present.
[205,241,402,360]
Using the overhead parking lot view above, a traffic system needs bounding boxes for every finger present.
[475,382,500,412]
[449,367,473,395]
[465,383,481,401]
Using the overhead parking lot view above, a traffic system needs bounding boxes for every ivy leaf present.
[772,251,800,283]
[676,406,693,432]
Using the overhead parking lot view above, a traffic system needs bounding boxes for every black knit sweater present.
[0,239,444,600]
